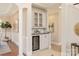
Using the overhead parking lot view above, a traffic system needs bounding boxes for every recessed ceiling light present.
[59,6,62,8]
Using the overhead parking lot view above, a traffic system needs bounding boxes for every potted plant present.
[0,21,12,41]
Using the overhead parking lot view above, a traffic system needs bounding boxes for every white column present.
[17,3,32,56]
[59,4,70,56]
[18,7,23,56]
[26,3,32,56]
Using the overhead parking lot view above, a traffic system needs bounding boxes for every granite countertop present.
[32,32,50,35]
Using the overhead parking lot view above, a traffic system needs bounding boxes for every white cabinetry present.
[40,34,51,50]
[32,7,47,28]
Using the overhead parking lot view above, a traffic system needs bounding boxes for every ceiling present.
[37,3,79,16]
[39,3,61,16]
[39,3,61,9]
[0,3,18,16]
[33,3,61,16]
[0,3,79,16]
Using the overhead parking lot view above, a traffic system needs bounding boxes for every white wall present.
[12,32,19,46]
[60,4,79,56]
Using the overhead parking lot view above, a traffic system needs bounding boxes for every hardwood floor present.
[0,40,19,56]
[51,44,61,56]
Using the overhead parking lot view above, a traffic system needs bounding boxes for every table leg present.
[71,45,72,56]
[78,47,79,53]
[74,46,76,56]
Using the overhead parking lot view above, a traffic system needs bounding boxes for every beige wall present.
[10,11,19,32]
[0,11,19,32]
[0,16,11,23]
[0,11,19,45]
[48,11,60,44]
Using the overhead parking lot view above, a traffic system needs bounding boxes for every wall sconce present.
[74,23,79,36]
[49,23,54,32]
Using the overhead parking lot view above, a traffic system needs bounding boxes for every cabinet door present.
[32,7,47,28]
[33,12,38,27]
[39,13,43,27]
[40,34,49,50]
[40,35,45,50]
[42,12,47,28]
[44,34,49,49]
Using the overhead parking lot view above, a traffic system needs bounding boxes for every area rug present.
[0,42,11,55]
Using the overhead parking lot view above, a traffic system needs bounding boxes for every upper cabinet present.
[39,13,43,27]
[33,12,38,27]
[32,6,47,28]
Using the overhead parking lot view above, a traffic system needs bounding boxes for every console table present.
[71,43,79,56]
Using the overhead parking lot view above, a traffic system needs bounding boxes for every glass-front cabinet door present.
[32,7,47,28]
[34,12,38,27]
[33,12,43,28]
[39,13,43,27]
